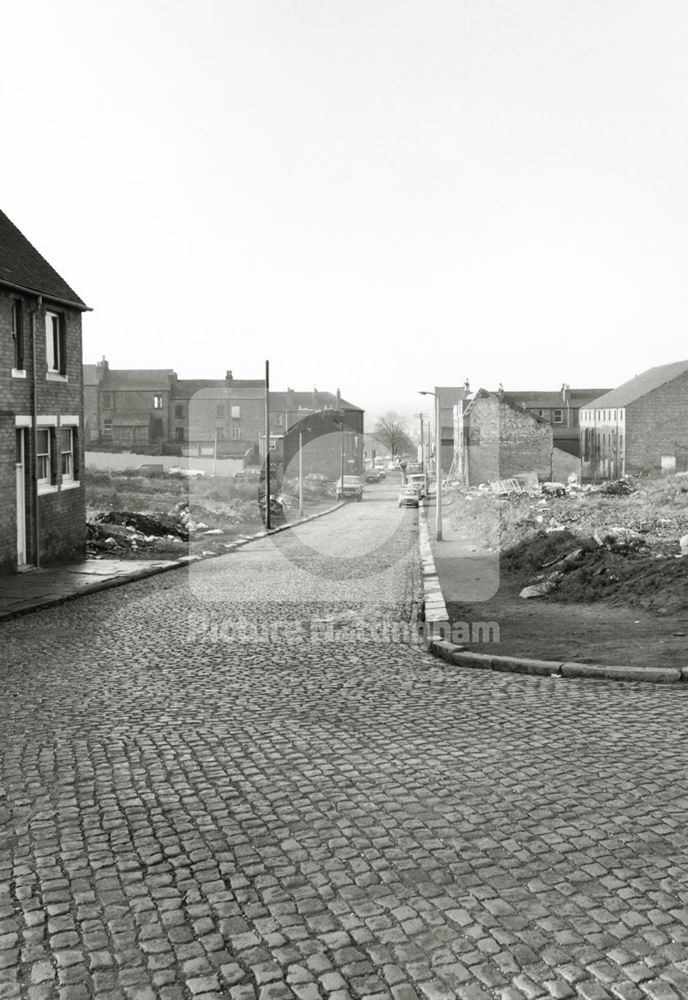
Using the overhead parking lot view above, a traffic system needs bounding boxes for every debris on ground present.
[450,473,688,613]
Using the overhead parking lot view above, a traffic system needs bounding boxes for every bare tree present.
[374,412,415,456]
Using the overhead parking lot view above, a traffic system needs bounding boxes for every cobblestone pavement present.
[2,484,688,1000]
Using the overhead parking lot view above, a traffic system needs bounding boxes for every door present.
[15,429,27,565]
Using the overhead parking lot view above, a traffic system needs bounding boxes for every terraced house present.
[0,209,89,571]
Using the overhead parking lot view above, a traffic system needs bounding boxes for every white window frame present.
[153,394,163,409]
[61,426,75,483]
[36,427,55,493]
[231,425,241,440]
[231,405,241,419]
[45,311,65,375]
[553,409,563,424]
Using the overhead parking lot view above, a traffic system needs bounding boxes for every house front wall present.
[0,288,86,571]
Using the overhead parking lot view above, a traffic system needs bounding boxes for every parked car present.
[336,475,364,501]
[305,472,328,484]
[169,465,206,479]
[406,473,426,498]
[398,487,420,508]
[136,463,165,476]
[365,470,382,483]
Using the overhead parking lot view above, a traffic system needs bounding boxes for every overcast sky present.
[2,1,687,422]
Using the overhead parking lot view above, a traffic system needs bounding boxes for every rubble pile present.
[86,500,262,559]
[451,474,688,613]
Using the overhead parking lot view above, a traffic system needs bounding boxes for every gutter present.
[0,278,91,312]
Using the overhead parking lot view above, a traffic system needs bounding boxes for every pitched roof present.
[173,379,265,399]
[503,389,612,407]
[584,361,688,409]
[0,208,88,309]
[270,391,362,412]
[100,369,175,391]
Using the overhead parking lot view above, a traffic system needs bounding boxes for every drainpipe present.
[30,296,42,568]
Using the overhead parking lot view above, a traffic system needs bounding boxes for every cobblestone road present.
[2,484,688,1000]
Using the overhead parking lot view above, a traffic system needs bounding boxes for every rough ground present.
[452,476,688,612]
[2,482,688,999]
[441,479,688,667]
[85,470,334,561]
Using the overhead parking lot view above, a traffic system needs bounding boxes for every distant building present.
[83,358,175,448]
[501,385,612,457]
[0,208,89,571]
[457,389,554,486]
[172,374,266,459]
[83,363,364,468]
[581,361,688,481]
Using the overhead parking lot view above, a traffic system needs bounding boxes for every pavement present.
[0,504,344,623]
[2,482,688,999]
[0,559,184,621]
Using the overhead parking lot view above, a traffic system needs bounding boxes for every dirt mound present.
[502,529,589,574]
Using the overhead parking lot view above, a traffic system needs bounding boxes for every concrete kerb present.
[417,504,688,685]
[0,502,346,624]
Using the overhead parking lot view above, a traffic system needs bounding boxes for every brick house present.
[83,358,175,448]
[581,361,688,481]
[83,365,364,467]
[268,389,365,482]
[172,374,266,458]
[501,385,612,457]
[456,389,554,486]
[0,208,89,571]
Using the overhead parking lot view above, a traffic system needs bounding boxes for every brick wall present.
[465,394,553,485]
[0,412,16,572]
[0,288,86,570]
[627,370,688,475]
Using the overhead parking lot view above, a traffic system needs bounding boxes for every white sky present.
[2,1,688,423]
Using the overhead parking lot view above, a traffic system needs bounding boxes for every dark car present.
[336,476,364,501]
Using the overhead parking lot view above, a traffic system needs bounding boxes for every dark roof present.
[270,390,362,412]
[584,361,688,409]
[101,370,175,391]
[503,389,612,407]
[173,379,266,400]
[0,208,88,309]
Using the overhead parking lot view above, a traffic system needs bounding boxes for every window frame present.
[553,409,563,424]
[45,311,66,375]
[60,427,75,483]
[153,394,163,410]
[231,404,241,419]
[36,428,51,485]
[11,299,24,371]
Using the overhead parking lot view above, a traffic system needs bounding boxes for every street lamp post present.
[334,418,345,497]
[419,390,442,541]
[298,425,311,519]
[298,428,304,519]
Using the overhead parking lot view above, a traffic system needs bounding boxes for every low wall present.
[85,451,244,477]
